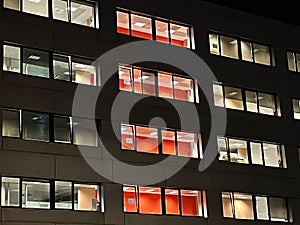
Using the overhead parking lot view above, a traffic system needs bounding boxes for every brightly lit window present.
[292,98,300,119]
[116,9,194,49]
[1,177,20,207]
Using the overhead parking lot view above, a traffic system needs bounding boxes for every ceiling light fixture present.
[66,6,78,12]
[230,40,237,44]
[134,22,145,27]
[29,0,42,3]
[228,91,238,96]
[164,29,175,34]
[29,55,41,60]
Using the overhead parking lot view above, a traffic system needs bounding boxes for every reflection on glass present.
[119,66,132,92]
[4,0,20,10]
[52,0,68,22]
[2,109,20,137]
[74,184,99,211]
[23,48,49,78]
[23,111,49,142]
[53,54,70,81]
[224,86,243,110]
[73,117,97,146]
[23,0,49,17]
[55,181,72,209]
[54,116,71,143]
[3,45,21,73]
[220,36,238,59]
[131,14,152,40]
[71,1,94,27]
[229,139,248,164]
[22,180,50,209]
[209,34,219,55]
[155,20,169,44]
[117,11,130,35]
[1,177,20,206]
[162,130,176,155]
[133,69,142,94]
[170,24,190,48]
[141,71,155,95]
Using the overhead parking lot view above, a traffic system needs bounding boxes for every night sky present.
[202,0,299,27]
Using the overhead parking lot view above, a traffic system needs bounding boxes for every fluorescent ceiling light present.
[233,143,243,147]
[144,188,155,193]
[141,75,149,80]
[66,7,78,12]
[75,63,86,68]
[150,131,157,136]
[258,96,264,100]
[29,55,41,60]
[73,122,79,126]
[32,116,42,121]
[172,81,179,85]
[63,72,70,75]
[164,29,175,34]
[54,8,64,14]
[119,71,125,76]
[29,0,42,3]
[134,22,145,27]
[230,40,237,44]
[228,91,238,96]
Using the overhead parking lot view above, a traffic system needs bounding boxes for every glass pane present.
[224,86,244,110]
[4,0,20,10]
[295,53,300,72]
[121,124,135,150]
[74,184,100,211]
[52,0,68,22]
[72,58,96,86]
[181,190,202,216]
[1,177,20,206]
[136,126,158,154]
[119,65,133,92]
[177,132,198,158]
[53,54,70,81]
[258,93,276,115]
[133,68,142,94]
[202,191,208,218]
[165,189,179,215]
[170,23,190,48]
[55,181,72,209]
[222,192,233,218]
[71,1,95,27]
[23,111,49,142]
[217,137,228,161]
[54,116,71,143]
[253,43,271,65]
[23,48,49,78]
[287,52,296,72]
[209,33,219,55]
[234,193,254,220]
[131,14,152,40]
[142,71,155,96]
[3,45,21,73]
[162,130,176,155]
[158,72,173,99]
[228,139,248,164]
[241,41,253,62]
[138,186,162,214]
[23,0,49,17]
[22,180,50,209]
[263,143,282,167]
[256,196,269,220]
[73,117,98,147]
[173,76,194,102]
[292,99,300,119]
[220,36,239,59]
[2,109,20,138]
[213,84,224,107]
[117,11,129,35]
[269,197,288,222]
[155,20,169,44]
[246,91,258,113]
[123,185,138,212]
[250,142,263,165]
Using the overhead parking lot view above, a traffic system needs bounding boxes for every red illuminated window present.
[131,14,153,40]
[121,124,135,150]
[119,66,133,92]
[158,72,173,99]
[123,185,138,212]
[155,20,169,44]
[138,186,162,214]
[136,126,158,154]
[181,190,203,216]
[177,132,199,158]
[165,189,180,215]
[162,130,176,155]
[116,11,130,35]
[173,76,194,102]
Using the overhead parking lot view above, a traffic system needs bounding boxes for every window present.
[123,185,207,217]
[52,0,68,22]
[269,197,288,222]
[55,181,72,209]
[23,48,49,78]
[116,9,194,49]
[53,54,70,81]
[70,1,95,27]
[218,137,286,168]
[1,177,20,207]
[4,0,20,10]
[121,124,203,158]
[2,109,20,138]
[287,51,300,72]
[213,83,280,116]
[72,58,96,86]
[22,111,49,142]
[209,33,272,66]
[255,196,269,220]
[3,45,21,72]
[292,99,300,119]
[73,117,98,147]
[23,0,49,17]
[118,64,199,103]
[22,179,50,209]
[1,177,102,211]
[54,116,71,143]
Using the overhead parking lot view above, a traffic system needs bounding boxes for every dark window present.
[2,109,20,138]
[23,48,49,78]
[54,116,71,143]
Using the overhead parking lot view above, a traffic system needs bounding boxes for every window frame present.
[116,8,195,49]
